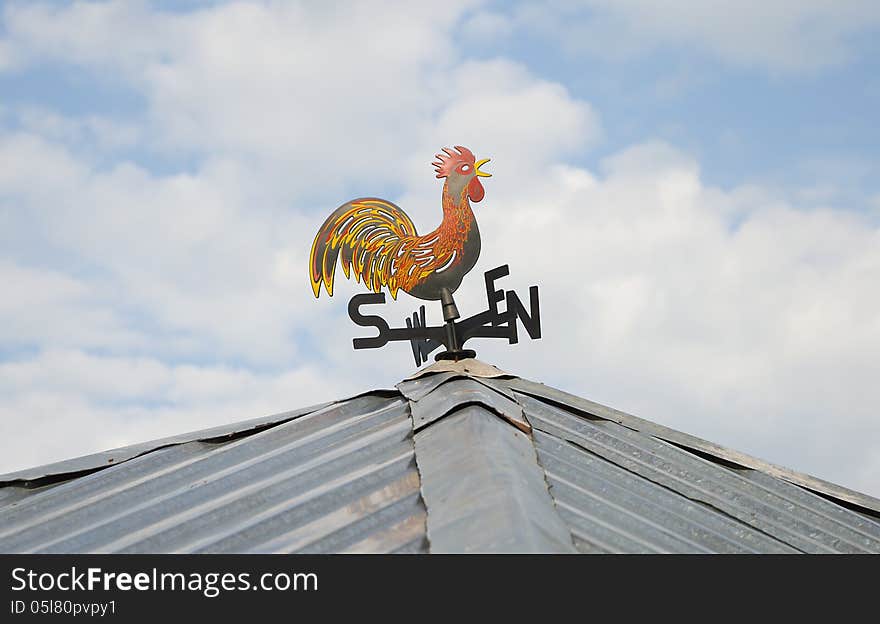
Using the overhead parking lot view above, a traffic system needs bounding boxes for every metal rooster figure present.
[309,146,541,366]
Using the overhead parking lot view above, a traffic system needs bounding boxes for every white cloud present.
[498,0,880,72]
[0,350,344,474]
[0,131,86,197]
[461,10,515,41]
[430,59,601,166]
[0,39,15,70]
[0,1,178,72]
[0,262,143,352]
[14,108,142,151]
[2,0,483,190]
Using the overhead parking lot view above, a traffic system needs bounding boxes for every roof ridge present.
[401,374,530,434]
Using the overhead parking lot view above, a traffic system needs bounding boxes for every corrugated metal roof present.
[502,376,880,515]
[0,401,333,485]
[532,429,798,554]
[0,394,427,554]
[1,358,878,553]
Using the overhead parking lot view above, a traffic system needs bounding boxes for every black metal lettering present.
[348,292,390,349]
[346,267,541,363]
[505,285,541,343]
[406,305,432,366]
[484,265,509,320]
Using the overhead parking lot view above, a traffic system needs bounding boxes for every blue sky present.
[1,0,879,498]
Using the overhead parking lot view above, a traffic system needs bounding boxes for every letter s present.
[11,568,26,591]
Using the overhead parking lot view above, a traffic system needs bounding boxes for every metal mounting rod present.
[436,289,476,362]
[440,288,460,322]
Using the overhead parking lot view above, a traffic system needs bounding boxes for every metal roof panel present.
[519,392,878,553]
[0,395,426,554]
[533,430,797,553]
[503,376,880,515]
[0,402,333,486]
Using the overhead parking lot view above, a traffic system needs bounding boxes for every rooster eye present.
[461,165,470,172]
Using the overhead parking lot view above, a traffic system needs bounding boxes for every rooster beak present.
[474,158,492,177]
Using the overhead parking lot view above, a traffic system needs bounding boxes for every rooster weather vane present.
[309,145,541,366]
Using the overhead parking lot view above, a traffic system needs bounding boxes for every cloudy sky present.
[1,0,878,498]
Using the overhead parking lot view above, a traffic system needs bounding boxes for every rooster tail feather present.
[309,198,418,298]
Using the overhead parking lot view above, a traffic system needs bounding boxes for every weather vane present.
[309,145,541,366]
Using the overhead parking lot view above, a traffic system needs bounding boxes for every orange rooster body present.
[309,146,491,301]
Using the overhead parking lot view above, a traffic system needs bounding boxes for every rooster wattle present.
[309,146,491,301]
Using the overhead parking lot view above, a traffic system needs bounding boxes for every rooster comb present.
[432,145,475,179]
